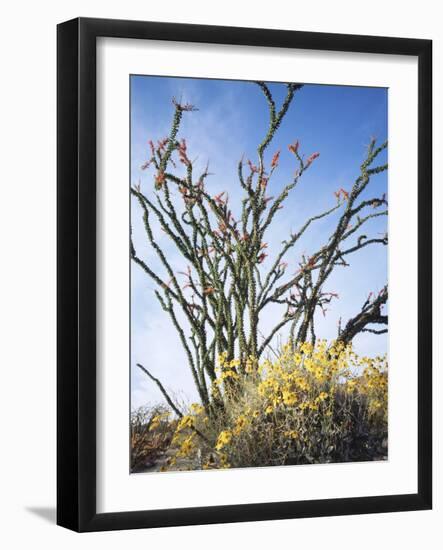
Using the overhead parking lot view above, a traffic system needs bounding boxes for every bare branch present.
[137,363,184,418]
[338,286,388,345]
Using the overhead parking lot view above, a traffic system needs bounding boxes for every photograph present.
[130,75,389,473]
[0,1,436,543]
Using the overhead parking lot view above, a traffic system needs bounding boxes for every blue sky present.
[130,75,388,409]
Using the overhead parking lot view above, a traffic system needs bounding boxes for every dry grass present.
[133,340,388,472]
[130,405,176,472]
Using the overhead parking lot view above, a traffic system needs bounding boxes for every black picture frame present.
[57,17,432,532]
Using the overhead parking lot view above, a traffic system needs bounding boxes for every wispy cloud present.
[130,77,388,408]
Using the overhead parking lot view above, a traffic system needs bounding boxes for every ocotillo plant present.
[131,83,388,414]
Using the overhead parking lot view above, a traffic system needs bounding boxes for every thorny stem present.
[132,88,388,409]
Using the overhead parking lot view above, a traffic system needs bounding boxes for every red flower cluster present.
[178,139,190,166]
[172,97,198,112]
[305,152,320,167]
[247,159,258,174]
[214,192,226,206]
[257,252,268,264]
[288,140,299,155]
[259,177,268,189]
[155,171,166,189]
[271,150,280,168]
[334,187,349,201]
[157,138,168,152]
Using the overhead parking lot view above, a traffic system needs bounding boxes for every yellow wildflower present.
[190,403,204,415]
[296,377,310,391]
[300,342,313,354]
[245,355,257,374]
[369,399,382,412]
[219,453,231,469]
[347,379,357,391]
[177,435,195,457]
[234,415,248,435]
[215,430,232,450]
[313,367,325,381]
[150,415,161,430]
[221,369,239,380]
[304,358,314,372]
[282,389,297,406]
[176,415,193,431]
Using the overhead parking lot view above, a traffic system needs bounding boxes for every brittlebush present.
[155,340,387,471]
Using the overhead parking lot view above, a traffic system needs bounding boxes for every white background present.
[0,0,441,548]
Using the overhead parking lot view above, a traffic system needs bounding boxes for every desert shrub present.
[130,405,175,472]
[164,340,387,470]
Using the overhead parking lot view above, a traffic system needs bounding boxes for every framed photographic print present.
[57,17,432,532]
